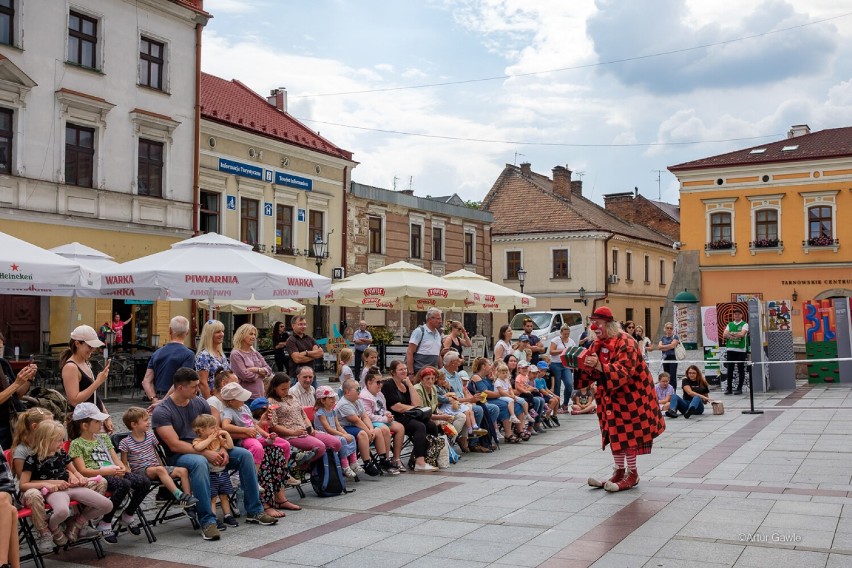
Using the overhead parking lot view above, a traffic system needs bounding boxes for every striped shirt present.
[118,430,161,473]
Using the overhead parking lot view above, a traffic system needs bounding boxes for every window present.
[241,198,259,246]
[368,216,382,254]
[432,227,443,261]
[644,308,651,335]
[65,123,94,187]
[808,206,832,239]
[611,249,619,276]
[0,108,11,174]
[0,0,13,46]
[68,11,98,69]
[410,224,422,259]
[276,204,293,254]
[755,209,778,241]
[710,212,732,243]
[506,251,521,279]
[199,191,219,234]
[626,252,632,281]
[644,255,650,283]
[139,37,164,90]
[137,139,163,197]
[552,249,569,279]
[464,231,474,265]
[309,210,324,251]
[659,259,666,285]
[625,308,633,323]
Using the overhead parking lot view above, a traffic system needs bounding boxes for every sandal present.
[275,500,302,511]
[506,434,520,444]
[471,445,492,453]
[285,476,302,487]
[263,506,286,518]
[520,431,531,441]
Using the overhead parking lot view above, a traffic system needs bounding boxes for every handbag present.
[711,401,725,415]
[404,407,433,421]
[674,342,687,361]
[424,435,446,468]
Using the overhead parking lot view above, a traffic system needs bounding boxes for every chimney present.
[399,189,414,196]
[552,166,572,200]
[267,88,288,112]
[787,124,811,138]
[571,180,583,197]
[519,162,531,177]
[603,192,636,222]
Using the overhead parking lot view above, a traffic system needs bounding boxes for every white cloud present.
[204,0,262,15]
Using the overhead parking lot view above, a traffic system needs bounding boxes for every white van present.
[510,311,585,353]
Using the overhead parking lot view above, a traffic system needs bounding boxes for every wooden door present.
[0,295,41,358]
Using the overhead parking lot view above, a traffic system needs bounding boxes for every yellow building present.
[669,124,852,346]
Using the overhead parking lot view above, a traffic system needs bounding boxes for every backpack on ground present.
[310,449,351,497]
[21,386,70,422]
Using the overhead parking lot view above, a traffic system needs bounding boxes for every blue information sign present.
[218,158,264,180]
[298,208,306,222]
[226,195,236,210]
[275,171,312,191]
[264,202,273,216]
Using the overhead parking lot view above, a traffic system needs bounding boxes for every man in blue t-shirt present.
[142,316,196,401]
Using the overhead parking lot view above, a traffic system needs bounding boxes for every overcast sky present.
[200,0,852,206]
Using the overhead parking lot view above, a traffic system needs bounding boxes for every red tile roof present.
[669,126,852,172]
[169,0,210,16]
[200,72,354,161]
[482,165,672,246]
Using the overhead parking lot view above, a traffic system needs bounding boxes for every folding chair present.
[7,449,105,566]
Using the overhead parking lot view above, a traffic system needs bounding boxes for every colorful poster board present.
[803,299,838,383]
[715,302,750,345]
[674,303,699,349]
[766,299,792,332]
[701,306,719,347]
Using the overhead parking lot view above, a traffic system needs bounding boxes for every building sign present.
[264,202,273,216]
[298,208,306,222]
[226,196,236,210]
[275,171,312,191]
[218,158,264,181]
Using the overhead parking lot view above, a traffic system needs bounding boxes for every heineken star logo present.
[10,264,19,271]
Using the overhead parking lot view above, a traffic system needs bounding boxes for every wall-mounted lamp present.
[517,267,527,294]
[792,289,798,302]
[577,286,588,306]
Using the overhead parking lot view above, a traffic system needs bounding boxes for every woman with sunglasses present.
[195,319,230,399]
[441,321,471,365]
[60,326,113,433]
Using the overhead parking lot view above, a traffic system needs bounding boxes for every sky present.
[199,0,852,206]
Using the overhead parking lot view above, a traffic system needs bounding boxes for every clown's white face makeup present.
[590,320,604,338]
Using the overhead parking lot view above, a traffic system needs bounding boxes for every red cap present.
[591,307,615,322]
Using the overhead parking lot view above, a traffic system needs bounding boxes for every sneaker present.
[100,527,118,544]
[245,512,278,526]
[343,466,358,479]
[201,523,221,541]
[294,449,317,465]
[51,527,68,548]
[363,461,381,477]
[723,390,733,395]
[683,407,693,419]
[120,514,142,536]
[223,514,239,527]
[510,415,521,424]
[733,390,743,395]
[665,410,679,419]
[155,486,173,502]
[216,519,227,531]
[36,532,55,554]
[413,463,438,472]
[177,492,200,509]
[588,467,625,488]
[551,415,561,426]
[380,458,400,475]
[604,468,639,492]
[73,524,101,541]
[534,424,545,433]
[472,428,488,437]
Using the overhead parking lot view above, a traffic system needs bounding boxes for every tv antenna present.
[513,152,525,165]
[652,170,664,200]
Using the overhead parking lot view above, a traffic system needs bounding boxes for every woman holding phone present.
[0,332,36,448]
[60,325,114,433]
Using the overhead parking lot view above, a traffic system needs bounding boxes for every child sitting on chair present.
[191,414,236,529]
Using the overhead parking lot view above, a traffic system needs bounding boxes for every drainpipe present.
[340,166,348,330]
[191,18,203,347]
[592,232,615,313]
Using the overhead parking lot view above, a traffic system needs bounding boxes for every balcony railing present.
[803,236,839,247]
[750,239,781,248]
[705,240,734,251]
[275,245,298,256]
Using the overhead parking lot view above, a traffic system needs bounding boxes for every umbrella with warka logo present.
[98,233,330,308]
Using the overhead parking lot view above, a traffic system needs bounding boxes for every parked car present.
[510,311,585,351]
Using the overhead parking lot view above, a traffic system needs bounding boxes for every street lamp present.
[517,267,527,294]
[312,234,329,339]
[577,286,587,306]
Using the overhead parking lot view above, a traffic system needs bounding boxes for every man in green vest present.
[723,308,749,395]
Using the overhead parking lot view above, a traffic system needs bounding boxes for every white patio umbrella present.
[0,231,84,295]
[99,233,330,318]
[443,269,536,312]
[325,261,472,341]
[198,296,305,316]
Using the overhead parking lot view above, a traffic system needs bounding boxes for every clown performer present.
[576,307,665,492]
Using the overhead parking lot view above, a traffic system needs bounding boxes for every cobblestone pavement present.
[40,380,852,568]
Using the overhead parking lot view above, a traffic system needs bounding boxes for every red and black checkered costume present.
[575,331,665,454]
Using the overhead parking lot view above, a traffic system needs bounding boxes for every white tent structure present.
[99,233,331,317]
[443,269,535,312]
[0,231,86,295]
[199,296,305,316]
